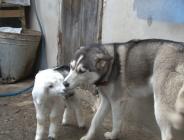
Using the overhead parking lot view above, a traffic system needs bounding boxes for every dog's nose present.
[63,81,70,88]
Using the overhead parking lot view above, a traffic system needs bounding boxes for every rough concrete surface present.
[0,80,184,140]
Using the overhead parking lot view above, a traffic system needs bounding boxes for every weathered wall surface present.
[30,0,184,67]
[30,0,62,68]
[30,0,102,67]
[102,0,184,43]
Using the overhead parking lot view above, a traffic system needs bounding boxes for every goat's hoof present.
[62,123,69,126]
[48,136,55,140]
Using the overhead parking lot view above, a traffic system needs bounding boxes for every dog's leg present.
[62,107,71,126]
[160,123,173,140]
[72,96,85,128]
[35,105,47,140]
[104,100,123,140]
[62,95,85,128]
[48,105,61,140]
[65,95,85,128]
[80,94,110,140]
[155,103,173,140]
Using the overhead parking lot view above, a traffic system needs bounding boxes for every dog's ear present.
[95,53,112,70]
[96,60,107,70]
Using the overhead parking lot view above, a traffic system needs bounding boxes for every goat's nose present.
[63,81,70,88]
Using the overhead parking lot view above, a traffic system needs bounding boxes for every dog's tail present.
[168,85,184,129]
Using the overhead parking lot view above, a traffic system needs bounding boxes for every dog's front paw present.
[35,135,42,140]
[78,120,86,129]
[79,125,86,130]
[80,135,91,140]
[80,135,87,140]
[62,117,70,126]
[61,121,70,126]
[104,132,118,140]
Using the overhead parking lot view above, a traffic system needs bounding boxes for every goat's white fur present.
[32,69,85,140]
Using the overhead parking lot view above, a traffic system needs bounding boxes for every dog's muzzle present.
[63,81,70,88]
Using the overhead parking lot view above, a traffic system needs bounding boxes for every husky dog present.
[63,39,184,140]
[32,66,85,140]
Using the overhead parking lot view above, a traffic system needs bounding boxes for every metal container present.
[2,0,30,6]
[0,29,41,83]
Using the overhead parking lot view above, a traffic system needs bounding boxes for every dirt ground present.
[0,79,184,140]
[0,79,111,140]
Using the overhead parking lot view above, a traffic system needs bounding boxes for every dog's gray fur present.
[64,39,184,140]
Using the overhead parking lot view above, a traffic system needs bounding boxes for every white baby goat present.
[32,67,85,140]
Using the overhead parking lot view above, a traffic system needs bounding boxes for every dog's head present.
[63,44,113,89]
[32,67,70,104]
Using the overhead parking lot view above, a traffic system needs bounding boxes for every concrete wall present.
[30,0,62,68]
[29,0,184,67]
[102,0,184,43]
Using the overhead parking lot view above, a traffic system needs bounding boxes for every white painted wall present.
[30,0,62,68]
[102,0,184,43]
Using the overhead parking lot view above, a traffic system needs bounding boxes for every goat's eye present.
[48,84,54,88]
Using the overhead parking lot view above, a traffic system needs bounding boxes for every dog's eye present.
[78,69,86,74]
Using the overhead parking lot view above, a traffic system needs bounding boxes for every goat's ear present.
[61,70,69,78]
[54,65,70,77]
[95,53,113,70]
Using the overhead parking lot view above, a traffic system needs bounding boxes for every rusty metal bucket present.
[0,29,41,83]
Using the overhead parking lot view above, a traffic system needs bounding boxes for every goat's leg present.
[48,105,61,139]
[35,104,48,140]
